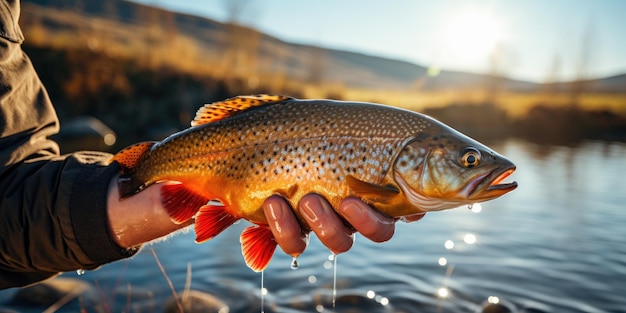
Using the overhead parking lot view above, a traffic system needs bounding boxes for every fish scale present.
[110,94,517,272]
[134,100,425,214]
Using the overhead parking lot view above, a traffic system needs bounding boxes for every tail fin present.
[109,141,157,173]
[109,141,157,198]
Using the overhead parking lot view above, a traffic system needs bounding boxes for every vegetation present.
[19,1,626,152]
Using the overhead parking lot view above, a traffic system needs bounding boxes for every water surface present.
[1,139,625,312]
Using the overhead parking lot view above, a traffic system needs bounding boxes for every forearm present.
[0,153,136,288]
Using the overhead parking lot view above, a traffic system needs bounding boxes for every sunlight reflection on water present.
[1,140,624,313]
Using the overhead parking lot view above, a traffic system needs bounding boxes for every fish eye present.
[460,147,481,168]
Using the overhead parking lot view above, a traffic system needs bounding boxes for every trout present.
[110,95,517,271]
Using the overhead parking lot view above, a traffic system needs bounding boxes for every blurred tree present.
[568,19,595,106]
[221,0,260,78]
[306,45,326,85]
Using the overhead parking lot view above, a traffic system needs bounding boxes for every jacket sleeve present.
[0,0,138,289]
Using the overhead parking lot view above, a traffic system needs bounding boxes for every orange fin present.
[160,184,209,224]
[240,225,277,272]
[191,94,292,127]
[346,175,400,204]
[194,203,240,243]
[109,141,157,172]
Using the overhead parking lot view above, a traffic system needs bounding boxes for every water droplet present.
[470,203,482,213]
[308,275,317,284]
[76,269,85,276]
[291,257,299,270]
[331,254,338,310]
[467,203,473,210]
[464,233,477,244]
[437,287,449,298]
[315,304,324,312]
[438,257,448,266]
[323,260,333,269]
[366,290,376,299]
[444,240,455,249]
[488,296,500,304]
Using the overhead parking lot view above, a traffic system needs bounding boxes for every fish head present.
[392,128,517,212]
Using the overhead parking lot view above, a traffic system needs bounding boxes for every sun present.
[444,10,502,59]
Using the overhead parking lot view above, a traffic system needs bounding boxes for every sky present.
[131,0,626,83]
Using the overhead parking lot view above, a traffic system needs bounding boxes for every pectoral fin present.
[160,183,210,224]
[346,175,401,204]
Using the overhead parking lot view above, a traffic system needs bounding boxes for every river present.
[1,139,625,312]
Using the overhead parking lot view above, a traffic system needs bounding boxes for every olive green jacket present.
[0,0,136,289]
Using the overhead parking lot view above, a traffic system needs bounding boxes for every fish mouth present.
[467,166,518,201]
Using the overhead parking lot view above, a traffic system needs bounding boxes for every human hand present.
[263,194,421,256]
[108,177,424,254]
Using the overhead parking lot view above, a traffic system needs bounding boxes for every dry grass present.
[21,3,626,121]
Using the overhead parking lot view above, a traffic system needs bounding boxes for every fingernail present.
[300,198,320,222]
[268,200,284,220]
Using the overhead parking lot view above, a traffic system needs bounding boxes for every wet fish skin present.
[110,95,517,271]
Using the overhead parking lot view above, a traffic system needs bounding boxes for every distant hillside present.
[22,0,624,93]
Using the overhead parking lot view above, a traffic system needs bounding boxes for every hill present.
[17,0,626,148]
[24,0,626,93]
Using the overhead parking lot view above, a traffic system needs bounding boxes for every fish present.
[109,95,517,272]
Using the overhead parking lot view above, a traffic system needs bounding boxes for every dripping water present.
[76,269,85,276]
[260,271,266,313]
[331,253,338,311]
[291,257,299,270]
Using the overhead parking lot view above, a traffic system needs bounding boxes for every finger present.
[298,194,354,254]
[263,195,307,257]
[338,197,395,243]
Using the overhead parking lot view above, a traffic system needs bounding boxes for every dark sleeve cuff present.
[69,154,139,268]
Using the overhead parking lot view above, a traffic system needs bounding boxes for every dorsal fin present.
[191,94,292,127]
